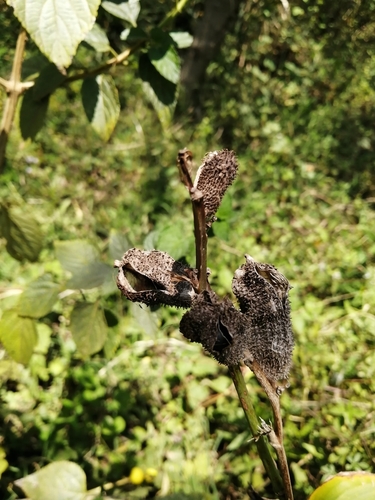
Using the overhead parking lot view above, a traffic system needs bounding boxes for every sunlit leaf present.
[101,0,140,27]
[149,29,180,84]
[0,310,37,365]
[70,302,107,358]
[18,275,60,318]
[169,31,193,48]
[15,460,88,500]
[84,23,111,52]
[138,53,177,130]
[81,74,120,141]
[0,204,44,262]
[20,88,49,140]
[108,230,131,260]
[32,63,66,100]
[6,0,101,68]
[55,240,112,289]
[309,472,375,500]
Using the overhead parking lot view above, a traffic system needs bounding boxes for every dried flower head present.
[232,255,294,380]
[115,248,198,308]
[194,149,238,227]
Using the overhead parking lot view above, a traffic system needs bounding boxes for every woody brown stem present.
[177,148,208,292]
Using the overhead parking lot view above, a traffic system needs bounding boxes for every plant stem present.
[229,365,285,499]
[177,148,208,292]
[0,27,27,172]
[247,361,294,500]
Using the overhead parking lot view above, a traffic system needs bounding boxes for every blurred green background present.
[1,1,375,499]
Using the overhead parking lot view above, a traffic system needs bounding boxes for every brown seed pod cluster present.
[232,255,294,381]
[115,248,199,308]
[194,149,238,227]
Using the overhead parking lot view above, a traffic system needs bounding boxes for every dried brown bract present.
[194,149,238,227]
[232,255,294,381]
[114,248,199,308]
[179,291,251,366]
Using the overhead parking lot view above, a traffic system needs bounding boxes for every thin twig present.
[247,360,294,500]
[0,27,27,172]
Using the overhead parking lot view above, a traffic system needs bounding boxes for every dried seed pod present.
[232,255,294,381]
[194,149,238,227]
[180,291,253,366]
[114,248,198,308]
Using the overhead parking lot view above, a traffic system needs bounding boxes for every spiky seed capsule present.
[115,248,198,308]
[194,149,238,227]
[232,255,294,381]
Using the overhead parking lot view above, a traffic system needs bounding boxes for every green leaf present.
[130,302,158,337]
[156,222,193,260]
[20,88,49,140]
[32,63,66,100]
[169,31,193,49]
[148,29,181,84]
[138,53,177,129]
[309,472,375,500]
[84,23,111,52]
[18,275,60,319]
[70,302,108,358]
[101,0,140,27]
[14,460,88,500]
[55,240,112,289]
[81,74,120,141]
[0,204,44,262]
[0,310,37,364]
[108,230,131,260]
[6,0,101,68]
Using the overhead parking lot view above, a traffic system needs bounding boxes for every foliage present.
[1,1,375,499]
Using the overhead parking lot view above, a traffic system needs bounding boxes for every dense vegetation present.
[1,1,375,499]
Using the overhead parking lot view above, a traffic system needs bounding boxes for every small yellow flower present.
[145,468,158,482]
[129,466,144,485]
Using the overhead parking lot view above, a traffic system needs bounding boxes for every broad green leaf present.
[130,302,158,337]
[70,302,107,358]
[20,88,49,140]
[138,53,177,129]
[14,460,88,500]
[156,223,193,260]
[6,0,101,68]
[149,29,181,84]
[18,275,60,318]
[32,63,66,100]
[108,230,131,260]
[169,31,193,49]
[0,204,44,262]
[101,0,140,27]
[0,309,37,364]
[55,240,112,289]
[84,23,111,52]
[81,75,120,141]
[309,472,375,500]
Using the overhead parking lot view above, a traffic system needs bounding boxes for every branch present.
[0,27,27,173]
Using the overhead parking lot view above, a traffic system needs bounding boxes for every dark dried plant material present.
[194,149,238,227]
[114,248,199,308]
[179,290,251,365]
[232,255,294,381]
